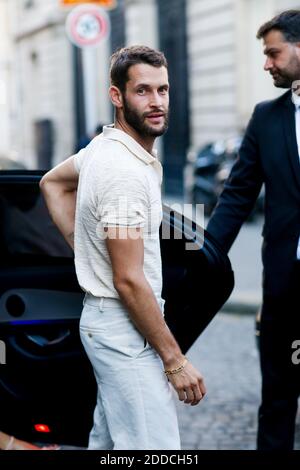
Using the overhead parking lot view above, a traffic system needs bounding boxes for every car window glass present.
[0,183,73,263]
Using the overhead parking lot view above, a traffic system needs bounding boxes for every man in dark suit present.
[207,10,300,450]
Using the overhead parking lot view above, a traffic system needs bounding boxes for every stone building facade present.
[1,0,299,192]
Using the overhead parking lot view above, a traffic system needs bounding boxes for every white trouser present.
[79,294,181,450]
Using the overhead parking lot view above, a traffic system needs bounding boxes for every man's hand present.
[166,360,206,406]
[40,155,79,249]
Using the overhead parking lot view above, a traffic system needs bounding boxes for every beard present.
[122,95,169,138]
[272,72,295,88]
[272,55,300,89]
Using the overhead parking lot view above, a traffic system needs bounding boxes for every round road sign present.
[65,4,110,48]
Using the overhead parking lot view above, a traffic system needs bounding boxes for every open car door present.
[0,170,233,446]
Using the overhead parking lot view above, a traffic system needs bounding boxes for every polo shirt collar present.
[103,124,159,165]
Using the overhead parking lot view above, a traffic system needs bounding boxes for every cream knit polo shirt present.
[73,125,163,299]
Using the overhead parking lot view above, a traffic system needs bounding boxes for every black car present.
[0,170,234,447]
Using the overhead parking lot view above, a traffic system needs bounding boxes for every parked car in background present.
[191,135,265,218]
[190,140,225,215]
[0,156,27,170]
[0,170,234,447]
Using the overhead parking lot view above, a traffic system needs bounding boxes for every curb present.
[221,300,261,315]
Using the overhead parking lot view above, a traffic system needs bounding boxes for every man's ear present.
[109,86,123,109]
[295,41,300,56]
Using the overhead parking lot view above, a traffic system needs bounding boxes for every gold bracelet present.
[164,357,188,376]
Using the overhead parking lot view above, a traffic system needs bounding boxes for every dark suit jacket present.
[207,90,300,298]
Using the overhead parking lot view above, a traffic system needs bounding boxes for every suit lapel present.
[282,92,300,191]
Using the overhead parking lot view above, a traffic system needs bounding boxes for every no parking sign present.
[65,4,111,48]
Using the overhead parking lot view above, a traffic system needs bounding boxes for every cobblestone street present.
[177,312,300,450]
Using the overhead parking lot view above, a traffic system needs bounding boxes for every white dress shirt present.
[291,92,300,259]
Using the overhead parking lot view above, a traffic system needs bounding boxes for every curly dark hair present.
[257,9,300,42]
[110,45,168,93]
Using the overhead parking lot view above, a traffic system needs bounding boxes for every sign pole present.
[65,5,112,150]
[72,45,87,153]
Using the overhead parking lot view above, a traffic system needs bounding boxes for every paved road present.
[226,217,263,306]
[206,214,263,309]
[177,312,300,450]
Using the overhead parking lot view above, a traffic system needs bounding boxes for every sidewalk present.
[222,290,261,314]
[220,216,263,315]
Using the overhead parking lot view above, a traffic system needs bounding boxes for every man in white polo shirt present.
[41,45,206,450]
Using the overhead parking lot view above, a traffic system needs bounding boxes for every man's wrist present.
[162,353,186,370]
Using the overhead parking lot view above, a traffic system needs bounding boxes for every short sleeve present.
[98,169,148,228]
[73,148,86,174]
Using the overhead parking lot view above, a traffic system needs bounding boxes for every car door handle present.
[25,329,71,347]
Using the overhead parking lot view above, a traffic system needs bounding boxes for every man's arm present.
[207,105,263,253]
[106,227,206,406]
[39,156,79,249]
